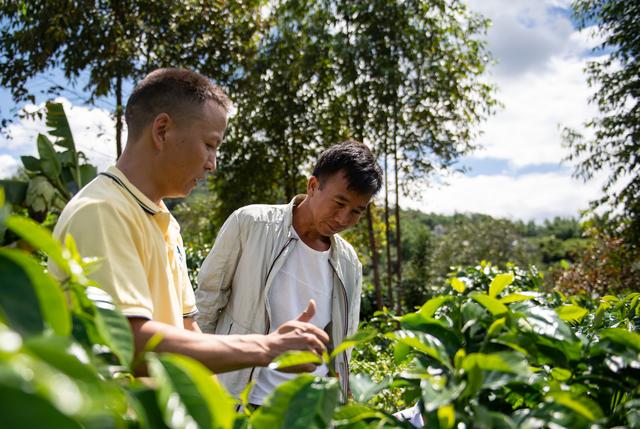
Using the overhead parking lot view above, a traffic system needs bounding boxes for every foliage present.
[553,221,640,296]
[2,192,639,428]
[0,102,96,229]
[0,0,265,154]
[564,0,640,244]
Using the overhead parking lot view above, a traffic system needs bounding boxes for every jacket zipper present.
[328,259,350,397]
[246,236,296,385]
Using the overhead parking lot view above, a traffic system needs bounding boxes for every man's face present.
[306,170,373,237]
[163,100,227,198]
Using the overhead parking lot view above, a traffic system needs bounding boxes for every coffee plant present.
[1,189,638,428]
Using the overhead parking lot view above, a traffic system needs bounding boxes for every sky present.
[0,0,607,223]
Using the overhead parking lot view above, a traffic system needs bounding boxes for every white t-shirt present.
[248,229,333,405]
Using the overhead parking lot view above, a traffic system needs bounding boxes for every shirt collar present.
[103,166,169,215]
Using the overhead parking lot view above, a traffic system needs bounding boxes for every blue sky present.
[0,0,607,222]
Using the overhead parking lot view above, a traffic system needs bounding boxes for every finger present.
[295,299,316,323]
[303,323,330,345]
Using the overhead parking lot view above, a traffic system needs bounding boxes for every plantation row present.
[0,195,639,428]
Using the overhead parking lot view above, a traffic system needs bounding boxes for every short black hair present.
[125,68,231,141]
[312,140,383,195]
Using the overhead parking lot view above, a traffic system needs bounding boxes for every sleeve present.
[57,202,154,319]
[346,259,363,362]
[195,210,243,333]
[178,235,198,317]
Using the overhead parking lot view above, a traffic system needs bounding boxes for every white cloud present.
[0,97,119,178]
[0,154,19,179]
[404,171,607,222]
[476,54,599,167]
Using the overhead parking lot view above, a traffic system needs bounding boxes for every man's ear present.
[307,176,319,196]
[151,113,172,151]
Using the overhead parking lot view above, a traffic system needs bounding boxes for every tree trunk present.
[393,117,402,313]
[115,73,123,159]
[383,134,394,309]
[366,204,383,310]
[393,103,402,314]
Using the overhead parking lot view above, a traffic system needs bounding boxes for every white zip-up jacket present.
[195,195,362,398]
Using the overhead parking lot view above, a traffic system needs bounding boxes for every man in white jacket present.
[196,140,383,404]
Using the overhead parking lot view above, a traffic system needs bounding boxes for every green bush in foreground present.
[1,192,639,428]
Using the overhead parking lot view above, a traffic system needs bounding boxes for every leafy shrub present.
[1,190,639,428]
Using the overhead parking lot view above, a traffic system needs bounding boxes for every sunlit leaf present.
[149,353,236,429]
[470,293,508,316]
[251,375,339,429]
[330,328,376,359]
[489,273,514,298]
[437,404,455,429]
[599,328,640,353]
[546,392,603,421]
[500,293,535,304]
[5,215,70,275]
[269,350,323,370]
[555,305,588,323]
[450,278,466,293]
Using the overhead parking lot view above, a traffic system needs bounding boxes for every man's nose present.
[205,153,217,173]
[336,208,351,226]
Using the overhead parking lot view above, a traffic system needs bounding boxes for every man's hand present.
[261,299,330,372]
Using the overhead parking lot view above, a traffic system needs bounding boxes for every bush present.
[1,190,639,428]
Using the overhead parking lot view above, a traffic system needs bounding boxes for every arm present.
[132,300,329,374]
[195,211,242,332]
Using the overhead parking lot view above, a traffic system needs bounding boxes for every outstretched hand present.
[264,299,330,373]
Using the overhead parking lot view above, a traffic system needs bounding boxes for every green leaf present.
[0,249,45,336]
[0,248,70,336]
[387,330,451,368]
[269,350,323,370]
[437,404,455,429]
[550,367,571,381]
[546,392,603,421]
[46,102,76,151]
[251,375,339,429]
[330,328,376,359]
[5,215,70,276]
[462,352,529,375]
[0,180,28,205]
[450,277,466,293]
[421,380,465,412]
[487,317,506,337]
[489,273,514,298]
[333,404,386,425]
[128,387,171,429]
[37,134,62,183]
[20,155,42,172]
[555,305,588,323]
[470,293,508,316]
[78,164,97,188]
[415,296,452,318]
[500,293,535,304]
[0,385,83,429]
[599,328,640,352]
[88,286,134,368]
[150,353,236,429]
[349,373,390,403]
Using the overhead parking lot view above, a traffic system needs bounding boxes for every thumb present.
[296,299,316,323]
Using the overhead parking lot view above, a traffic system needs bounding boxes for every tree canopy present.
[566,0,640,243]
